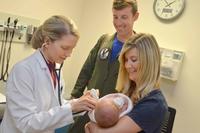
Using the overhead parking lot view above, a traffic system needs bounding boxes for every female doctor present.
[0,15,97,133]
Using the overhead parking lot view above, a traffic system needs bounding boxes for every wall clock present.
[153,0,185,20]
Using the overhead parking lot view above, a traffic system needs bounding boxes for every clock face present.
[153,0,185,20]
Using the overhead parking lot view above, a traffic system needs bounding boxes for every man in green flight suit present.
[69,0,139,133]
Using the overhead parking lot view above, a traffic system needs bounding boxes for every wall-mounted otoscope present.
[0,17,18,81]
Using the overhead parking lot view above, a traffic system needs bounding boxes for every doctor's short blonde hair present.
[31,15,79,49]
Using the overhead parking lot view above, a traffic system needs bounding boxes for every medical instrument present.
[3,18,18,81]
[0,18,18,81]
[55,63,63,106]
[40,50,63,106]
[0,17,10,81]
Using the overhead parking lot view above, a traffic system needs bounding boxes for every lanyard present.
[40,50,63,106]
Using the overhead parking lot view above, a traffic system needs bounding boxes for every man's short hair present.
[112,0,138,15]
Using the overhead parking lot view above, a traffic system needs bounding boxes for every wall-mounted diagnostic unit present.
[0,12,39,82]
[0,12,39,44]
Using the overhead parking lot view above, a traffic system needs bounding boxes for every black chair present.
[161,106,176,133]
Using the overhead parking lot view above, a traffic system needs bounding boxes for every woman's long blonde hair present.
[116,33,161,103]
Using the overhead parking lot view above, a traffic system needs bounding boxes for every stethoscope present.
[40,50,63,106]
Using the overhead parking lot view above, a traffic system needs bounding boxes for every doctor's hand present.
[70,92,97,113]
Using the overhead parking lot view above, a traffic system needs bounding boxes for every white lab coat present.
[0,50,74,133]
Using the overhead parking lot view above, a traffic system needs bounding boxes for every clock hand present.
[164,0,169,5]
[165,0,176,7]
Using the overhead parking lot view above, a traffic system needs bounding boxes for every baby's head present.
[94,98,120,128]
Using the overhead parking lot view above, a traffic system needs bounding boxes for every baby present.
[88,89,133,128]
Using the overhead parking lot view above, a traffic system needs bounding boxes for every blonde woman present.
[85,33,168,133]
